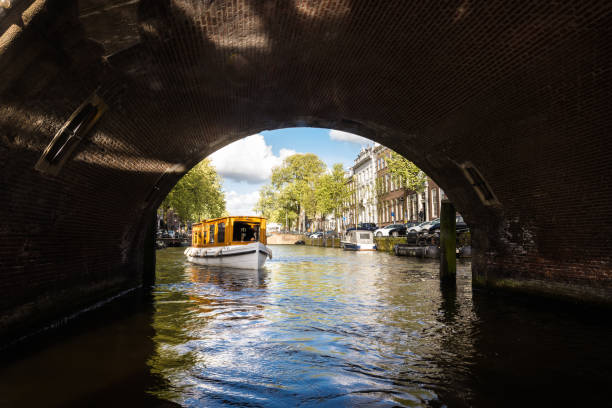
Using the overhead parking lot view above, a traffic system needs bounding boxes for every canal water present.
[1,246,611,407]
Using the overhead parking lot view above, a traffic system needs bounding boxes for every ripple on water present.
[2,246,611,407]
[147,246,473,407]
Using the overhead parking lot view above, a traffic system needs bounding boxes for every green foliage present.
[161,159,226,222]
[254,185,299,228]
[271,153,326,219]
[315,163,350,218]
[255,154,348,230]
[386,151,427,193]
[254,185,277,220]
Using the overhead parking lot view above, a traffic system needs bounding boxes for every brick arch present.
[0,0,610,343]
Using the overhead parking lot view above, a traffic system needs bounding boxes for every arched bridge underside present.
[1,0,610,342]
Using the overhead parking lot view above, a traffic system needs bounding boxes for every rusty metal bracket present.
[34,91,107,176]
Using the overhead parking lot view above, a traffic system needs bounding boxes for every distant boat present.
[184,216,272,269]
[341,229,377,251]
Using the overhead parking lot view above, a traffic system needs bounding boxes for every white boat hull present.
[341,229,377,251]
[342,242,377,251]
[184,242,272,269]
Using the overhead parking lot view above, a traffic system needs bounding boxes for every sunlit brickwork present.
[0,0,610,342]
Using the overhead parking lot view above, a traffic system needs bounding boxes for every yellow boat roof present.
[193,216,266,226]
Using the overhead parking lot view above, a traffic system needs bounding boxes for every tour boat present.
[342,229,377,251]
[184,216,272,269]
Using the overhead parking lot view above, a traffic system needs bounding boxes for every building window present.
[394,199,398,220]
[432,189,438,218]
[233,222,259,242]
[386,202,390,222]
[218,222,225,242]
[382,202,385,222]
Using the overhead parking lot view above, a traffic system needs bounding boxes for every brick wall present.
[1,0,611,342]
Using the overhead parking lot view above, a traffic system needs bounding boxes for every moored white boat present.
[185,216,272,269]
[341,229,377,251]
[185,241,271,269]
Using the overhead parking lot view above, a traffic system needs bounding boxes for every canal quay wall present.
[304,237,343,248]
[267,233,303,245]
[303,237,405,253]
[374,237,407,253]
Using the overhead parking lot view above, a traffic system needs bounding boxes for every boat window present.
[218,223,225,242]
[359,233,371,240]
[233,221,260,242]
[209,224,215,244]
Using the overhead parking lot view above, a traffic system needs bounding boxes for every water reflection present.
[1,246,611,407]
[467,290,612,407]
[0,291,176,407]
[149,247,477,406]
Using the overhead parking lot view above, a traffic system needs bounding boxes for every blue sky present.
[207,128,372,215]
[262,128,366,169]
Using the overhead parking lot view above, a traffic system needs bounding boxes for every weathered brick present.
[0,0,611,343]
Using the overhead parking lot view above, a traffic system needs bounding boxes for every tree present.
[270,153,326,231]
[254,185,277,220]
[161,159,226,222]
[315,163,349,231]
[385,151,427,193]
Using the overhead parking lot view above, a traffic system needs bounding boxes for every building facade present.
[343,170,357,228]
[404,176,444,222]
[352,145,378,225]
[343,144,444,229]
[375,145,407,226]
[375,146,444,225]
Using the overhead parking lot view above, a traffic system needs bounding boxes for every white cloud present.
[224,190,260,216]
[329,129,370,145]
[208,134,296,183]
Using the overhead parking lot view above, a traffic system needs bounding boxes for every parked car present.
[324,230,339,238]
[408,219,439,234]
[360,223,378,231]
[424,215,468,234]
[310,232,324,238]
[374,223,406,237]
[404,221,420,229]
[346,223,378,232]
